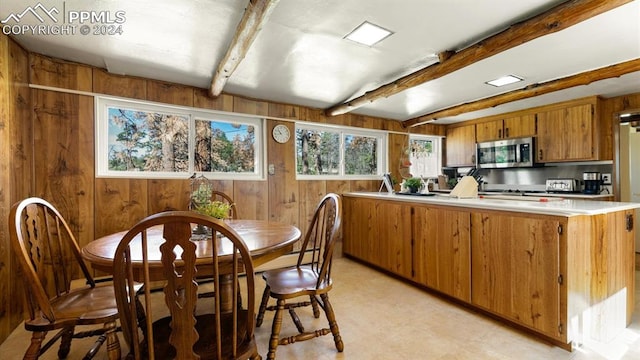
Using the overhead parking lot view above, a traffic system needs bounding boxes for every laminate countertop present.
[343,192,640,217]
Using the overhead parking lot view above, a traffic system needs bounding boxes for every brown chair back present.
[9,197,96,321]
[211,190,238,219]
[255,193,344,358]
[9,197,123,359]
[297,193,342,288]
[112,211,258,360]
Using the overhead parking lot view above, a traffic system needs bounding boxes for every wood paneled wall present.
[0,35,444,343]
[1,30,637,344]
[0,37,31,342]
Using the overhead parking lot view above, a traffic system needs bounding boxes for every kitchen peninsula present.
[342,192,639,350]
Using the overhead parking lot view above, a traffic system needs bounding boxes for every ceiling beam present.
[324,0,633,117]
[402,58,640,128]
[209,0,280,98]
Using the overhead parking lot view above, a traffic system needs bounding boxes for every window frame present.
[408,134,443,178]
[294,122,388,180]
[95,96,265,180]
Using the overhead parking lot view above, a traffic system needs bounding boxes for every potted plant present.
[404,177,422,193]
[194,200,233,219]
[191,200,233,236]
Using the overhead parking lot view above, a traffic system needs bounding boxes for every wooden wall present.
[0,35,444,343]
[2,30,637,344]
[0,36,32,342]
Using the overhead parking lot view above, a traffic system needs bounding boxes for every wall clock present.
[272,124,290,143]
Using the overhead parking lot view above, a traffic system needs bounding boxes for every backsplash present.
[478,162,613,194]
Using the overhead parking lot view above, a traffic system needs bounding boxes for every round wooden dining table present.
[81,219,302,279]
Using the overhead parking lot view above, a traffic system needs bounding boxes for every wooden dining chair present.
[211,190,238,219]
[197,190,238,299]
[255,193,344,359]
[8,197,122,360]
[112,210,261,360]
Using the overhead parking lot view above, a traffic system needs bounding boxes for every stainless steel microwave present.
[476,137,534,168]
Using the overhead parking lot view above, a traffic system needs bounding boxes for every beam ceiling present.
[324,0,634,118]
[402,58,640,127]
[209,0,280,98]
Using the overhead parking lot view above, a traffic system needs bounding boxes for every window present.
[96,96,264,179]
[408,135,442,178]
[295,123,387,179]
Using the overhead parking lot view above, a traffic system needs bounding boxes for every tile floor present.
[1,257,639,359]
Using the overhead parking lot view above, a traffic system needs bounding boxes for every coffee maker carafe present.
[583,172,602,194]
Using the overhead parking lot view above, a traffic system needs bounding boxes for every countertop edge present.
[343,192,640,217]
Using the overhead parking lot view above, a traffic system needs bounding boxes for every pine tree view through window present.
[194,120,255,173]
[107,108,190,172]
[97,96,263,179]
[345,134,377,175]
[296,124,386,179]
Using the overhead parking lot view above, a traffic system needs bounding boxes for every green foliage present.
[191,183,212,207]
[404,177,422,191]
[194,120,256,173]
[194,200,233,219]
[107,108,189,172]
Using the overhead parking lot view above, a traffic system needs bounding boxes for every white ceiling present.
[2,0,639,125]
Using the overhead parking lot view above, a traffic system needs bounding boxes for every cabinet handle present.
[498,129,502,138]
[505,128,510,138]
[626,214,634,232]
[539,149,543,161]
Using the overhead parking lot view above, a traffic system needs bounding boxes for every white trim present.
[95,95,265,179]
[28,84,432,137]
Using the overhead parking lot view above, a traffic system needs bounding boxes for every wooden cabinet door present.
[342,197,412,278]
[342,197,378,262]
[476,120,502,142]
[413,206,471,301]
[476,114,536,142]
[503,114,536,139]
[536,104,594,162]
[374,201,413,278]
[564,104,594,160]
[445,124,476,166]
[471,212,564,340]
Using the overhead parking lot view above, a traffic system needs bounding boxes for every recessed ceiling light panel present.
[345,21,393,46]
[486,75,524,87]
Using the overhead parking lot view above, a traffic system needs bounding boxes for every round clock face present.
[272,124,290,143]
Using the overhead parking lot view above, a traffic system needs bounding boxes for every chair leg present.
[310,295,320,318]
[320,293,344,352]
[266,299,285,360]
[256,284,271,327]
[58,326,74,358]
[24,331,47,360]
[288,307,305,333]
[82,333,106,360]
[104,321,121,360]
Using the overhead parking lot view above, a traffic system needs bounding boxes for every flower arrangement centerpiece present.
[189,174,233,235]
[194,201,232,219]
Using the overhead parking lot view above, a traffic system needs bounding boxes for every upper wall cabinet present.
[476,114,536,142]
[445,124,476,167]
[536,100,601,163]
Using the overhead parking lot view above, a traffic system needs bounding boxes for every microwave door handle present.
[516,143,521,164]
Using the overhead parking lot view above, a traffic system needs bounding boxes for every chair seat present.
[262,265,332,297]
[149,312,257,360]
[24,283,120,330]
[256,193,343,360]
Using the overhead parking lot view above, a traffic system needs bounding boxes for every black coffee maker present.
[583,172,602,194]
